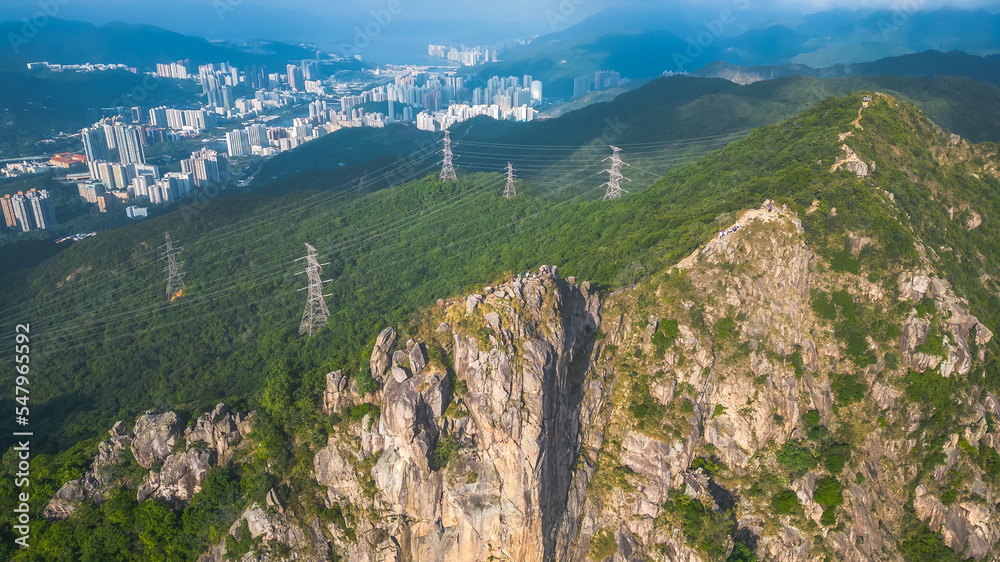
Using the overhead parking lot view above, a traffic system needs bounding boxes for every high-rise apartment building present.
[246,123,268,149]
[163,109,216,131]
[573,75,593,98]
[29,189,56,229]
[81,127,109,163]
[287,64,303,91]
[114,125,146,166]
[164,172,194,198]
[133,163,160,180]
[0,194,17,230]
[594,70,621,91]
[3,189,55,231]
[149,106,168,127]
[77,181,108,204]
[302,59,320,81]
[101,121,117,149]
[131,175,153,198]
[530,80,543,103]
[112,162,136,190]
[156,60,190,79]
[226,129,251,157]
[183,148,231,187]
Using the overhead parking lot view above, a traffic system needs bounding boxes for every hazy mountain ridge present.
[0,18,343,71]
[484,7,1000,98]
[692,51,1000,87]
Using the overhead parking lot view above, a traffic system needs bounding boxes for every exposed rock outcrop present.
[46,404,253,520]
[233,502,308,550]
[914,484,999,559]
[313,439,365,506]
[323,370,349,413]
[131,410,182,469]
[44,420,134,519]
[964,210,983,230]
[138,448,215,502]
[843,159,869,177]
[370,327,397,383]
[184,403,253,465]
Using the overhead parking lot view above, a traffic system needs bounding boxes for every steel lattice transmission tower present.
[440,130,457,182]
[162,232,186,303]
[295,243,332,337]
[601,145,630,201]
[357,169,368,192]
[503,162,517,199]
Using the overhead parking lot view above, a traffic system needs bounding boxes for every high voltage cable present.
[0,151,446,320]
[2,128,742,320]
[19,177,545,355]
[15,176,505,347]
[0,167,493,343]
[10,177,510,352]
[3,128,753,353]
[452,130,751,150]
[35,188,581,357]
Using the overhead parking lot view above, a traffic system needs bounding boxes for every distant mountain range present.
[0,18,352,72]
[482,7,1000,98]
[692,51,1000,87]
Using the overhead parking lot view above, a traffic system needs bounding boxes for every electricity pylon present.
[440,130,457,182]
[162,232,185,303]
[601,145,630,201]
[295,243,332,337]
[503,162,517,199]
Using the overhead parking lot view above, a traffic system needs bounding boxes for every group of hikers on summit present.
[718,221,743,239]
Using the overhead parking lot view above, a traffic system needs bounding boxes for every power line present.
[162,232,185,303]
[25,177,512,355]
[10,175,505,353]
[0,144,443,323]
[27,177,564,356]
[601,146,630,201]
[296,243,332,337]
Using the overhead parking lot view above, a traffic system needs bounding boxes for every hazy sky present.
[1,0,998,63]
[3,0,999,34]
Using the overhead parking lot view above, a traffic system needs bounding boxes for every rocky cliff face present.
[309,265,603,561]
